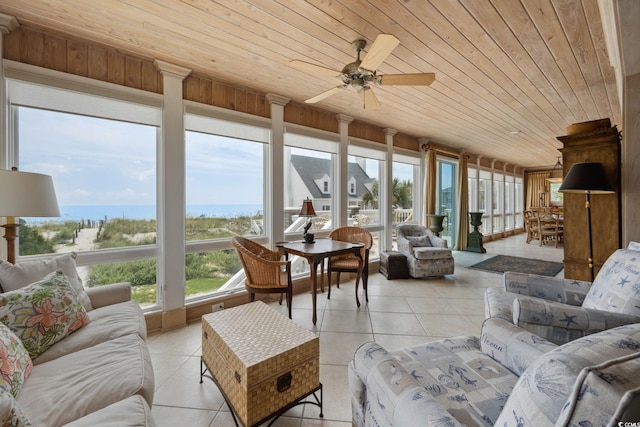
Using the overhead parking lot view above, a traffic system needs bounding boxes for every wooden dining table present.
[276,238,365,325]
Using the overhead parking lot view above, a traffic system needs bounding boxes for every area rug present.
[468,255,564,277]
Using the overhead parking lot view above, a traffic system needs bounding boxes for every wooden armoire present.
[557,119,621,281]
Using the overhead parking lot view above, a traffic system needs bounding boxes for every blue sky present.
[185,131,263,205]
[20,107,415,208]
[20,108,156,206]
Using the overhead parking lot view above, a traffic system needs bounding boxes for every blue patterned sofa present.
[396,224,454,278]
[349,318,640,427]
[485,242,640,344]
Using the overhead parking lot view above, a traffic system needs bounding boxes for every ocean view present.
[30,204,264,223]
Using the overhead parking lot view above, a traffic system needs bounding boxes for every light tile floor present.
[148,234,563,426]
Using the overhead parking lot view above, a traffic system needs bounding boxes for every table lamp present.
[298,197,317,243]
[559,162,614,281]
[0,168,60,263]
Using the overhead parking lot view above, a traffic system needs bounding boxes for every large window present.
[184,111,269,299]
[391,155,419,250]
[18,107,158,252]
[550,182,563,206]
[493,173,504,233]
[468,166,478,213]
[185,132,265,241]
[347,154,380,226]
[9,78,161,308]
[393,157,418,224]
[284,132,338,235]
[515,177,524,228]
[505,176,514,230]
[348,144,385,227]
[478,170,492,234]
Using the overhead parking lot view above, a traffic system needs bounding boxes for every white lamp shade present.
[0,169,60,217]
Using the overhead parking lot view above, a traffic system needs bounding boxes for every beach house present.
[288,154,376,213]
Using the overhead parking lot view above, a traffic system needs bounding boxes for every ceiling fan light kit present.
[289,34,435,109]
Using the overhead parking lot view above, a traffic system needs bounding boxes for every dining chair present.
[231,236,293,318]
[538,216,563,247]
[523,211,540,244]
[326,226,372,299]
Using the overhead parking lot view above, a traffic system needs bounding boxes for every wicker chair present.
[231,236,293,318]
[327,226,372,301]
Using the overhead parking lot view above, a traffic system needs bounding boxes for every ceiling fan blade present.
[380,73,436,86]
[357,87,381,110]
[305,86,345,103]
[289,60,343,78]
[359,34,400,72]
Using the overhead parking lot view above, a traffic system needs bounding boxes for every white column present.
[418,140,427,226]
[266,94,289,246]
[383,128,397,250]
[154,60,191,329]
[503,163,508,233]
[335,114,353,228]
[475,155,482,212]
[490,159,496,236]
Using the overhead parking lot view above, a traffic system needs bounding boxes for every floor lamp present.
[0,168,60,264]
[559,162,614,281]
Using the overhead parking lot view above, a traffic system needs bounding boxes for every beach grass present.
[23,215,255,305]
[130,277,230,305]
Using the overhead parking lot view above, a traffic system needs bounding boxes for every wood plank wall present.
[283,102,338,133]
[4,27,163,93]
[349,121,385,144]
[394,133,419,151]
[3,26,461,158]
[184,74,269,118]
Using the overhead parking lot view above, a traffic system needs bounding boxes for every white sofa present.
[0,253,156,426]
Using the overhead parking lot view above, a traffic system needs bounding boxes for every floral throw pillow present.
[0,252,93,312]
[0,271,90,360]
[0,391,31,427]
[0,325,32,397]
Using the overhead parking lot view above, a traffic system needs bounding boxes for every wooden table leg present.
[310,259,318,325]
[318,259,324,293]
[354,254,363,307]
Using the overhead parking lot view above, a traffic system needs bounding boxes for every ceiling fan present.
[289,34,435,109]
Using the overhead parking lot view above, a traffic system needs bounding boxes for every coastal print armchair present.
[485,242,640,344]
[396,224,454,278]
[349,319,640,427]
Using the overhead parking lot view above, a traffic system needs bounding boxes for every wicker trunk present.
[201,301,319,426]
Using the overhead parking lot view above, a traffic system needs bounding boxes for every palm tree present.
[360,178,412,209]
[393,178,412,209]
[361,180,379,209]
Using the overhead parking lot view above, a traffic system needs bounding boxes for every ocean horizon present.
[29,204,264,223]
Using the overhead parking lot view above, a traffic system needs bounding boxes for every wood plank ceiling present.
[0,0,620,168]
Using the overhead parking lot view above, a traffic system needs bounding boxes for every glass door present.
[436,158,457,247]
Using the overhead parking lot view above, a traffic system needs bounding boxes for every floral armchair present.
[396,224,454,278]
[485,242,640,344]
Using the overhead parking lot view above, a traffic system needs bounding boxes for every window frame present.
[4,60,163,310]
